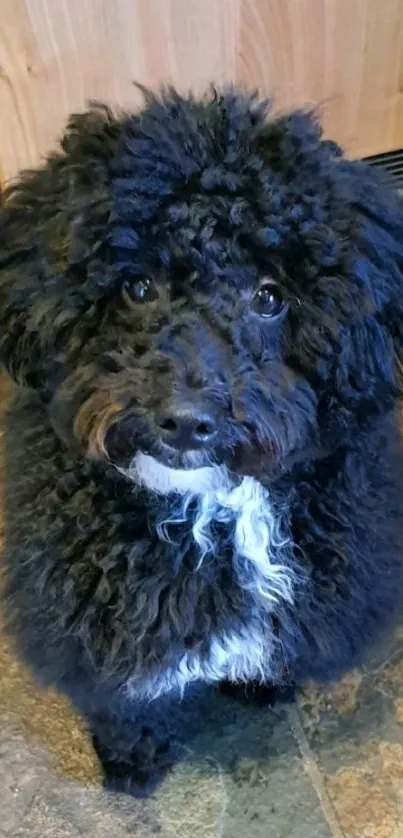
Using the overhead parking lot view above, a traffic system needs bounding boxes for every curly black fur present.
[2,88,403,796]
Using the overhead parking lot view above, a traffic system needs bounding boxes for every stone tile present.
[0,635,100,788]
[156,697,333,838]
[14,780,161,838]
[297,623,403,838]
[0,730,48,835]
[218,721,334,838]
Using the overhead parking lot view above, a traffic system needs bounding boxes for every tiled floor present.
[1,377,403,837]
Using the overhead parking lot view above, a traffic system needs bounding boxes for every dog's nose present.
[156,402,218,450]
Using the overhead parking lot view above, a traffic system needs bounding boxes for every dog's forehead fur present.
[110,93,348,300]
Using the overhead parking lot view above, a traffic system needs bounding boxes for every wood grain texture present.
[1,0,403,179]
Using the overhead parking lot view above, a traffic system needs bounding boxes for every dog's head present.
[1,90,403,489]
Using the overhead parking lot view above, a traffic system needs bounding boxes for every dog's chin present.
[125,452,230,496]
[117,440,278,495]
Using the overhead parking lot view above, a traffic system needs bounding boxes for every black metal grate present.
[364,148,403,189]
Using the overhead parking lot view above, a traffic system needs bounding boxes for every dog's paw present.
[92,727,175,798]
[219,679,296,707]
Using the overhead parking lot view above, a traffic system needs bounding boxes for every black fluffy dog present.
[2,88,403,797]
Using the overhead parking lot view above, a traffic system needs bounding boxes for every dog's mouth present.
[123,452,230,496]
[120,440,276,496]
[142,442,269,479]
[156,444,219,470]
[102,410,277,485]
[105,415,275,488]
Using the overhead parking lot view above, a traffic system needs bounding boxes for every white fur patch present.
[124,453,296,699]
[133,452,225,495]
[128,625,270,701]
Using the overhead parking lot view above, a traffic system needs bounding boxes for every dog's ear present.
[260,110,403,419]
[345,165,403,408]
[260,110,403,427]
[0,106,120,389]
[304,163,403,442]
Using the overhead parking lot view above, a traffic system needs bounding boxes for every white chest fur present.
[124,454,296,699]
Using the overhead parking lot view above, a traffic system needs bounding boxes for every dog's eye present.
[122,278,158,305]
[252,283,287,319]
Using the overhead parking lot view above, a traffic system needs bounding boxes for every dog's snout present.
[156,401,218,451]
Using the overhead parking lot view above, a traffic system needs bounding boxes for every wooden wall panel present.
[1,0,403,180]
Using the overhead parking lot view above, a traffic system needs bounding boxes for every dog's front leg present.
[90,710,175,797]
[75,682,206,798]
